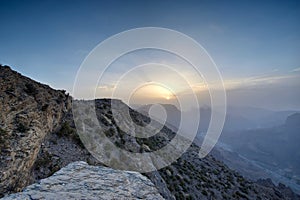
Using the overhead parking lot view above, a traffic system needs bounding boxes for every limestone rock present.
[1,161,164,200]
[0,65,71,196]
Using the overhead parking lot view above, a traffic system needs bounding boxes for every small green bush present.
[57,122,74,136]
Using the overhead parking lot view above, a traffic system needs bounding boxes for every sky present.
[0,0,299,110]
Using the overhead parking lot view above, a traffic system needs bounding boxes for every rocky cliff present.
[0,65,71,196]
[2,161,164,200]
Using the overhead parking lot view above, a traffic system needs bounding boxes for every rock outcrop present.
[2,161,164,200]
[0,65,71,196]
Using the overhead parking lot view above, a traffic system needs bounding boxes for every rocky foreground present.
[2,161,164,200]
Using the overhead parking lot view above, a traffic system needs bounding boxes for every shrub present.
[57,122,74,136]
[235,191,248,199]
[104,128,114,137]
[24,83,38,95]
[56,122,84,147]
[17,123,29,132]
[202,190,208,196]
[41,104,49,111]
[0,127,6,134]
[239,186,249,194]
[0,128,8,145]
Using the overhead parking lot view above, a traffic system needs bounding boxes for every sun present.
[148,84,174,100]
[130,83,175,102]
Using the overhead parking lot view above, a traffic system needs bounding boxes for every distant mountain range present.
[135,103,298,132]
[219,112,300,193]
[135,102,300,194]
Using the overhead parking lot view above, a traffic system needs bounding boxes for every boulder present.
[1,161,164,200]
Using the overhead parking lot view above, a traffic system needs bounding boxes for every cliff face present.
[2,161,164,200]
[0,65,71,196]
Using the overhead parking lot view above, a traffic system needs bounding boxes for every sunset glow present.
[133,84,175,100]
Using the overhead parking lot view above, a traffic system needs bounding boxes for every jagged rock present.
[1,161,164,200]
[0,65,72,196]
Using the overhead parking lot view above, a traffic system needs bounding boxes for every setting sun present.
[130,83,176,103]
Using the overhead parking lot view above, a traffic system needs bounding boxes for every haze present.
[0,0,299,110]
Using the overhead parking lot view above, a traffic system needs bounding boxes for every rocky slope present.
[78,99,300,199]
[1,65,299,199]
[32,99,300,199]
[0,65,71,196]
[219,112,300,193]
[2,161,164,200]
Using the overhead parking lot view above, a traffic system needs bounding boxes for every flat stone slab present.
[2,161,164,200]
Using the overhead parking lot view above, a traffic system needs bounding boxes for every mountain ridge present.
[1,65,299,199]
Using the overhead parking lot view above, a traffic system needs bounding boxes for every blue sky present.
[0,0,299,109]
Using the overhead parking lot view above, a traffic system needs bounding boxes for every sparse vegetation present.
[24,83,38,95]
[57,122,75,137]
[235,190,248,199]
[16,123,29,133]
[41,104,49,111]
[202,189,208,196]
[0,128,9,149]
[56,122,83,147]
[104,128,115,137]
[34,151,62,177]
[0,127,7,135]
